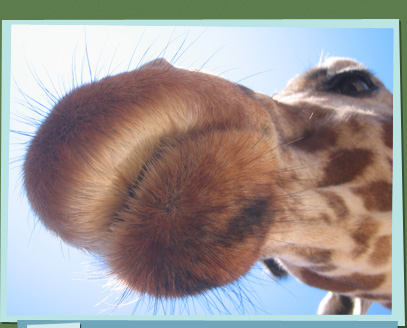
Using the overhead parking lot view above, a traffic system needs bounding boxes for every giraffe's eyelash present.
[323,69,378,96]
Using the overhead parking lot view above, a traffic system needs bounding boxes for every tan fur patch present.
[293,247,333,264]
[318,190,349,219]
[308,264,337,272]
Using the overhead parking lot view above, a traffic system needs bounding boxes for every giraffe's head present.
[23,57,392,310]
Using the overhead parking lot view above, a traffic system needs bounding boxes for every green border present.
[0,0,406,327]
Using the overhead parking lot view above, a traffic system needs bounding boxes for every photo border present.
[0,1,405,327]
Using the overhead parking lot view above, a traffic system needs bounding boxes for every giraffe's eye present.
[325,70,378,96]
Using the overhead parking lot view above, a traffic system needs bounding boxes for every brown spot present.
[297,268,385,293]
[220,199,271,248]
[289,172,298,180]
[350,217,379,257]
[293,247,332,264]
[319,213,332,224]
[318,190,349,219]
[369,235,392,266]
[320,149,373,187]
[293,125,337,153]
[352,181,392,212]
[382,121,393,149]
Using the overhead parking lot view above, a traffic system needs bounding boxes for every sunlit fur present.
[23,57,392,314]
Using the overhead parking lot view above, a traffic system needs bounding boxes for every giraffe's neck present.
[254,91,392,308]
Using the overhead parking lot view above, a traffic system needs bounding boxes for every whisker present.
[199,45,225,71]
[127,27,146,71]
[171,29,206,67]
[235,68,274,84]
[83,27,93,82]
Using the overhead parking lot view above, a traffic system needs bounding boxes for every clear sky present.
[6,23,394,316]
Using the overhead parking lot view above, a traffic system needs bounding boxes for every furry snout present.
[23,60,280,298]
[106,130,278,297]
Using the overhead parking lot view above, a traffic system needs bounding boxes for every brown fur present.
[23,57,392,313]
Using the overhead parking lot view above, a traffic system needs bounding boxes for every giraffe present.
[23,57,392,315]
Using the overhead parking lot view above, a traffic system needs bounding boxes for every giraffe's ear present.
[139,58,173,70]
[317,292,372,315]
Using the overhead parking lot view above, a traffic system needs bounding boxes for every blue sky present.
[6,23,395,317]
